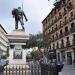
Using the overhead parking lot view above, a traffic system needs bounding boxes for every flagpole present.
[22,1,23,22]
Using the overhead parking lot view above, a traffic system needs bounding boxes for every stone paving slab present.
[59,65,75,75]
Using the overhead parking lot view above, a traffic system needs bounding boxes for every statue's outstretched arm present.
[23,12,28,21]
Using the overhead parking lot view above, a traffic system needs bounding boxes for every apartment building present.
[0,24,9,58]
[42,0,75,64]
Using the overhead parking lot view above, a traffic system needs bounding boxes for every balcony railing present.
[58,15,62,20]
[61,43,64,48]
[66,41,70,47]
[69,16,75,22]
[59,25,63,29]
[54,18,58,23]
[64,31,69,36]
[67,5,73,11]
[56,45,59,49]
[59,33,64,38]
[72,40,75,45]
[63,20,69,26]
[63,10,67,16]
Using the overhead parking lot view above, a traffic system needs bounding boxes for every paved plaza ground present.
[59,65,75,75]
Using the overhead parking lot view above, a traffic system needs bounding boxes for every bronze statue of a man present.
[12,7,28,30]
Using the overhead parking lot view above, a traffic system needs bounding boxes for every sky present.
[0,0,55,34]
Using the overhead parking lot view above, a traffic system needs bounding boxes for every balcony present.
[54,18,58,24]
[61,43,64,48]
[63,20,69,26]
[66,41,70,47]
[64,31,69,36]
[59,33,64,38]
[56,45,59,49]
[55,36,58,41]
[72,40,75,45]
[59,25,63,29]
[63,10,67,16]
[67,4,73,11]
[69,16,75,22]
[58,15,62,20]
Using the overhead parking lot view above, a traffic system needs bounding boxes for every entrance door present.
[61,51,65,62]
[67,52,72,64]
[57,53,60,62]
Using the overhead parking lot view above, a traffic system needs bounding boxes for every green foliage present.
[26,54,32,61]
[26,35,37,48]
[31,49,42,61]
[26,33,43,48]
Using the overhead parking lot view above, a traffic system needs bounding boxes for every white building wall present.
[0,25,9,58]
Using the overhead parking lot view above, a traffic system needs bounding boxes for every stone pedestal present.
[7,29,29,65]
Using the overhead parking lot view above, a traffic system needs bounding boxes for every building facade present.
[42,0,75,64]
[0,24,9,58]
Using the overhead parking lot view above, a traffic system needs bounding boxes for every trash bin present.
[56,63,64,72]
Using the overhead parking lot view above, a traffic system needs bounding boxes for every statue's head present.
[18,7,21,9]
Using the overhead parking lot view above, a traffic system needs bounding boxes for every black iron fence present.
[41,64,58,75]
[0,64,41,75]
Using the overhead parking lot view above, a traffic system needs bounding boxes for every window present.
[61,39,64,43]
[69,2,72,7]
[65,26,68,32]
[55,16,57,22]
[56,33,58,38]
[70,11,73,17]
[60,29,62,34]
[54,9,56,15]
[49,29,50,34]
[53,44,55,49]
[67,37,69,40]
[60,21,62,26]
[52,35,54,40]
[50,45,51,49]
[57,42,59,48]
[52,27,54,31]
[65,16,67,23]
[61,39,64,48]
[71,22,74,28]
[73,34,75,40]
[52,20,53,24]
[64,7,67,12]
[56,24,57,29]
[73,34,75,44]
[59,12,62,17]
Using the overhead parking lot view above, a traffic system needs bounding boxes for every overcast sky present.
[0,0,55,34]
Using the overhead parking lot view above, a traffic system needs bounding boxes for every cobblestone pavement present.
[59,65,75,75]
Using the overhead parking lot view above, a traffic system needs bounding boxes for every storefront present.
[66,52,72,64]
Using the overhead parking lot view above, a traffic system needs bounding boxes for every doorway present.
[67,52,72,64]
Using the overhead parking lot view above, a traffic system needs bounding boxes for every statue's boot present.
[22,26,25,30]
[15,25,18,30]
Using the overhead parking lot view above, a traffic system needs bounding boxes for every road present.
[59,65,75,75]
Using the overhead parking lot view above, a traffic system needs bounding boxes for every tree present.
[26,33,43,48]
[31,49,42,61]
[26,35,37,48]
[26,53,32,62]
